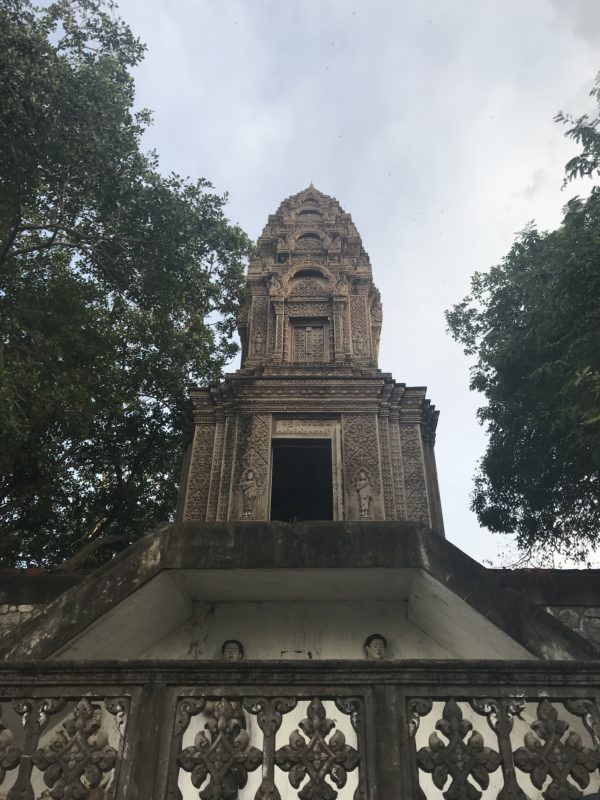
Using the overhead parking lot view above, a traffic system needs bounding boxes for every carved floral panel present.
[174,696,363,800]
[185,424,216,521]
[410,697,600,800]
[399,425,431,524]
[231,415,271,521]
[0,697,127,800]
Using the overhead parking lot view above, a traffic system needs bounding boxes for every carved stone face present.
[365,636,386,660]
[246,470,255,481]
[358,470,367,481]
[222,641,243,661]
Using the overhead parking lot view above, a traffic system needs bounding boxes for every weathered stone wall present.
[547,606,600,652]
[1,526,598,664]
[0,603,41,634]
[0,570,86,636]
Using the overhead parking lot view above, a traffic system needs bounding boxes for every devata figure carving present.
[252,331,263,356]
[240,469,258,519]
[356,468,373,519]
[335,273,349,294]
[268,275,283,297]
[364,633,387,660]
[221,640,244,661]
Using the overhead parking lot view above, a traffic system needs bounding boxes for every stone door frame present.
[270,417,343,520]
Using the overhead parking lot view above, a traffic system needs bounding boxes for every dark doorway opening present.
[270,438,333,521]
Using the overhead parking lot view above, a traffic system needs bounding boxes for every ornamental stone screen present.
[178,186,444,533]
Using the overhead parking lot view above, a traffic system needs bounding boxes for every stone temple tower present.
[2,187,598,800]
[178,185,444,533]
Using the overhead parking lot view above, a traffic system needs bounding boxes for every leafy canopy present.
[0,0,252,567]
[446,79,600,562]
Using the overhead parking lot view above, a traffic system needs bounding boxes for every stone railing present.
[0,661,599,799]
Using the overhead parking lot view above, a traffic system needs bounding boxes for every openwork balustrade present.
[0,662,598,799]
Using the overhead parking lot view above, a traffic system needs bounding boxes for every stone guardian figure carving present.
[356,468,373,520]
[253,331,264,356]
[240,468,258,519]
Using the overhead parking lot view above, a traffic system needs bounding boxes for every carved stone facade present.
[180,186,444,532]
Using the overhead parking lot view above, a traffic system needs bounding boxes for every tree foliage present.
[446,81,600,561]
[0,0,251,567]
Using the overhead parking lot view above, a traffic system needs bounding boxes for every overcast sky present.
[114,0,599,565]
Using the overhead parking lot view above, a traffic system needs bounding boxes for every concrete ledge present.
[0,522,597,662]
[0,658,599,687]
[0,570,89,604]
[491,568,600,605]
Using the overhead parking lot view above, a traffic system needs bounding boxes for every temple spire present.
[242,187,382,368]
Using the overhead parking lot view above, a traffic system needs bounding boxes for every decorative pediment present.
[288,269,330,297]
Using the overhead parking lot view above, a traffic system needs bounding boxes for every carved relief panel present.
[230,414,272,521]
[341,414,383,520]
[350,294,371,360]
[248,295,270,365]
[184,423,216,521]
[400,425,432,524]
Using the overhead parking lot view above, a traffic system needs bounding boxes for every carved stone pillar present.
[378,413,396,520]
[333,297,346,362]
[388,414,406,519]
[216,414,237,521]
[248,295,269,365]
[272,298,285,363]
[183,422,216,521]
[422,429,445,536]
[350,293,371,361]
[399,425,431,525]
[206,415,226,520]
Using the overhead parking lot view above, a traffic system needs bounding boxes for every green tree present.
[446,81,600,562]
[0,0,251,567]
